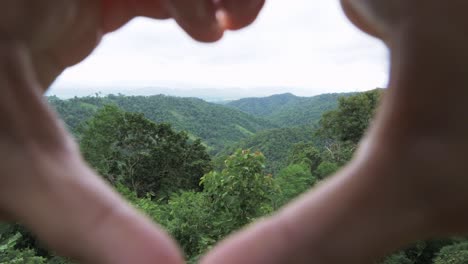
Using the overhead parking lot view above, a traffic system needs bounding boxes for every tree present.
[116,150,278,262]
[314,161,339,180]
[288,142,322,172]
[164,191,213,262]
[201,150,276,232]
[434,242,468,264]
[217,126,317,174]
[317,89,382,145]
[311,90,383,180]
[274,164,316,208]
[0,228,46,263]
[80,105,212,197]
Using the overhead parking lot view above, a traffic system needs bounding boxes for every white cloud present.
[49,0,389,99]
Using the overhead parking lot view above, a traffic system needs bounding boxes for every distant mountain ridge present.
[226,92,355,127]
[49,94,277,153]
[49,91,356,154]
[225,93,302,116]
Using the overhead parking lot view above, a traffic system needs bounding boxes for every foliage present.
[48,95,103,135]
[273,164,316,208]
[288,142,322,172]
[226,93,302,117]
[43,90,468,263]
[268,93,355,127]
[50,94,276,153]
[164,191,213,261]
[403,239,458,264]
[314,162,340,180]
[80,105,212,197]
[0,230,46,263]
[317,89,382,145]
[202,150,276,229]
[307,89,382,180]
[434,242,468,264]
[217,126,318,174]
[227,93,355,127]
[117,150,277,262]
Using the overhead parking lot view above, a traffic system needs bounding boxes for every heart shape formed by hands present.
[2,0,468,263]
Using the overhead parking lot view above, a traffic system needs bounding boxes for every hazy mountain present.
[49,94,277,153]
[47,84,298,102]
[227,92,355,127]
[225,93,302,116]
[49,91,357,154]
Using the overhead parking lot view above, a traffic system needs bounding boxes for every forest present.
[1,89,467,264]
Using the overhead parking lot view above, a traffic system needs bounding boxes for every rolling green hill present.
[48,94,277,153]
[215,125,318,174]
[225,93,302,117]
[227,92,355,127]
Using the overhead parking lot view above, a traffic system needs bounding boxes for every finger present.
[101,0,170,33]
[0,43,184,263]
[6,162,184,264]
[340,0,382,39]
[166,0,224,42]
[0,42,74,153]
[216,0,265,30]
[201,217,306,264]
[134,0,171,19]
[0,53,19,133]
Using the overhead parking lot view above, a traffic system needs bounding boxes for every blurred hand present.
[0,43,184,263]
[0,0,265,263]
[201,1,468,263]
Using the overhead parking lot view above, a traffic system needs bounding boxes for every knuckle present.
[0,41,29,80]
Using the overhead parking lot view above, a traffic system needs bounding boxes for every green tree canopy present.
[80,105,212,197]
[317,89,382,145]
[273,163,316,208]
[434,242,468,264]
[201,150,276,230]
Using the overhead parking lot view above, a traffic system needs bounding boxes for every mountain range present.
[49,92,353,153]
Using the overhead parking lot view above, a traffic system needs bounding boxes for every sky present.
[49,0,389,100]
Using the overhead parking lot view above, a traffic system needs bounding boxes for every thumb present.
[340,0,382,38]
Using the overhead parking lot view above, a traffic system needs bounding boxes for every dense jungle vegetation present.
[1,89,466,264]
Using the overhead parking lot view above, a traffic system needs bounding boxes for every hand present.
[0,0,265,263]
[201,1,468,263]
[0,43,184,263]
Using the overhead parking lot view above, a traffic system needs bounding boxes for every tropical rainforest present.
[1,89,466,264]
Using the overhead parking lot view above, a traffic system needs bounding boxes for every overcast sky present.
[49,0,389,100]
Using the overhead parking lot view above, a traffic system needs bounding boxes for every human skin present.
[0,0,264,263]
[201,1,468,263]
[1,0,468,263]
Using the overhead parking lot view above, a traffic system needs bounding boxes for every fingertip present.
[340,0,383,39]
[200,218,295,264]
[64,203,184,264]
[183,22,225,43]
[217,0,265,30]
[14,163,184,264]
[133,0,171,19]
[167,0,225,43]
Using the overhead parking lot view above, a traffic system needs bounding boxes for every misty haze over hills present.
[47,83,370,102]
